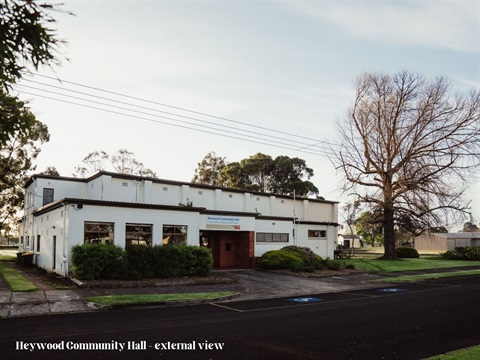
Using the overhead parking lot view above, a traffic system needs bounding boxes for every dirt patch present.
[269,268,372,278]
[75,275,236,289]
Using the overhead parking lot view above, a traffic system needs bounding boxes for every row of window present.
[23,224,327,249]
[84,222,187,246]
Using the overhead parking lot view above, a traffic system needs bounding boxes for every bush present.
[260,246,327,272]
[260,249,304,270]
[72,244,212,280]
[396,247,420,259]
[441,246,480,261]
[71,244,127,280]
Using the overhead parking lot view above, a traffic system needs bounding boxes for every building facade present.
[414,232,480,252]
[20,172,339,276]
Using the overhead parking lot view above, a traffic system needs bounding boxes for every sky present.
[13,0,480,229]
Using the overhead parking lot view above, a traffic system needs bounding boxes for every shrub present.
[396,247,420,259]
[441,246,480,261]
[71,244,127,280]
[260,250,304,270]
[72,244,212,280]
[281,246,323,270]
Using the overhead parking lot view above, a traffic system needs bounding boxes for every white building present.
[20,171,339,276]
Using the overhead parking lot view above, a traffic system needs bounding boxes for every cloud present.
[291,1,479,53]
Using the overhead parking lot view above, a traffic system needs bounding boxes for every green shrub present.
[125,245,156,279]
[72,244,212,280]
[281,246,323,270]
[260,250,304,270]
[71,244,127,280]
[441,246,480,261]
[324,259,341,271]
[396,247,420,258]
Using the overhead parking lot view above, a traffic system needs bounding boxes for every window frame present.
[84,221,115,245]
[256,232,289,243]
[162,225,187,245]
[125,223,153,247]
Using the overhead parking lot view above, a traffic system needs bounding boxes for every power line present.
[15,75,340,158]
[17,89,336,158]
[33,73,338,148]
[17,81,338,156]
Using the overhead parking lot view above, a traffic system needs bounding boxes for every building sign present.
[206,216,241,230]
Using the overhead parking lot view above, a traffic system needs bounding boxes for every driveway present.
[219,269,382,300]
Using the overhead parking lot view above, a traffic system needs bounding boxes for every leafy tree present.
[216,153,318,196]
[355,211,383,246]
[39,166,60,176]
[335,71,480,259]
[74,149,157,178]
[269,156,318,196]
[238,153,274,193]
[0,0,71,146]
[0,106,49,234]
[462,222,479,232]
[192,151,226,186]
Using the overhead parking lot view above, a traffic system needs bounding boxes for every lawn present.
[344,256,480,273]
[425,344,480,359]
[0,261,38,292]
[85,292,237,306]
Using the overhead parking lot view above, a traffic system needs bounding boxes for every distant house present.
[414,233,480,252]
[337,234,361,248]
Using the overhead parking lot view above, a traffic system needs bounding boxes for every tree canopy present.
[193,152,319,196]
[0,95,49,237]
[335,70,480,259]
[74,149,157,178]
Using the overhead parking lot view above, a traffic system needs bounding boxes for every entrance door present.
[52,236,56,269]
[202,231,253,268]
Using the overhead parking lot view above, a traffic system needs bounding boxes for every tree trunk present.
[383,192,396,259]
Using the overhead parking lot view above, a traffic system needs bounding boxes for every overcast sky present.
[14,0,480,228]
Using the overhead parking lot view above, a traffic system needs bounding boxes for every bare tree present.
[335,71,480,259]
[74,149,157,178]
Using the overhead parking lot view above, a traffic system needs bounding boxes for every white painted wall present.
[254,219,293,257]
[22,172,339,275]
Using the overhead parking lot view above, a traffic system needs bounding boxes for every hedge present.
[71,244,212,280]
[395,247,420,259]
[260,246,325,272]
[441,246,480,261]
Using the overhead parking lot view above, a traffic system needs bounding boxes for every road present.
[1,276,480,360]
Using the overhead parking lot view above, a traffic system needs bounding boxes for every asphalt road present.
[1,276,480,360]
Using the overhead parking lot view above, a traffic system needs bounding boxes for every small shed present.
[414,232,480,252]
[337,234,362,248]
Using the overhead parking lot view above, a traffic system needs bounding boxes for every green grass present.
[0,262,38,292]
[0,254,16,261]
[373,269,480,283]
[345,256,480,273]
[424,344,480,359]
[85,292,237,306]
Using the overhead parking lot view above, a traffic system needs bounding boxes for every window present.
[308,229,327,238]
[256,232,289,243]
[84,222,114,245]
[43,188,54,206]
[37,235,41,252]
[162,225,187,245]
[126,223,152,246]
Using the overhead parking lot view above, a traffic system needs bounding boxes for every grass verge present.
[345,257,480,273]
[373,269,480,283]
[424,344,480,359]
[85,292,237,306]
[0,262,38,292]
